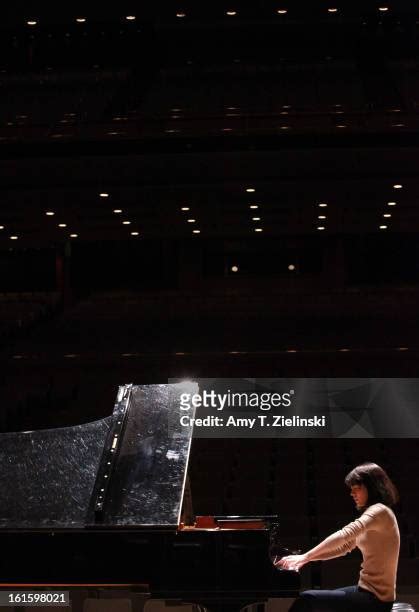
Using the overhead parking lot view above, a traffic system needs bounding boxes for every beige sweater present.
[306,503,400,602]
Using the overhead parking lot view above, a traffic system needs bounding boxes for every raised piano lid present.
[0,382,198,531]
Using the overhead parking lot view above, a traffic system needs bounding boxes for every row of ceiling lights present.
[379,184,402,229]
[24,7,393,25]
[246,188,263,233]
[163,120,412,136]
[100,192,140,236]
[3,109,409,135]
[0,185,404,241]
[10,345,411,359]
[2,107,406,120]
[2,122,411,141]
[26,16,137,26]
[45,211,78,237]
[316,202,328,231]
[0,213,79,240]
[1,191,139,240]
[180,205,201,234]
[245,185,404,233]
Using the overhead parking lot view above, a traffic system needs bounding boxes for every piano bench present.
[392,604,415,611]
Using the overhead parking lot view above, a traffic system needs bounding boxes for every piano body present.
[0,383,300,612]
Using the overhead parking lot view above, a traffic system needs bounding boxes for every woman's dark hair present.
[345,462,399,507]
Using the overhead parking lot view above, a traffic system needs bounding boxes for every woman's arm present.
[275,538,356,571]
[276,505,382,571]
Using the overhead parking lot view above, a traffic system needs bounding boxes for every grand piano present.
[0,383,300,612]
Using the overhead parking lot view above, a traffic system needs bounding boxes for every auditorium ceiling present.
[1,0,419,245]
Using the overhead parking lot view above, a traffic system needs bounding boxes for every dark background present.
[0,1,419,596]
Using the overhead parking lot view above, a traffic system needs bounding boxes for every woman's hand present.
[274,553,309,572]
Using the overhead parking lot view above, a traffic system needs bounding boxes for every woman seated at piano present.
[276,462,399,612]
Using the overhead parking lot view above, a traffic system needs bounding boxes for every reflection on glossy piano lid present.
[0,382,198,531]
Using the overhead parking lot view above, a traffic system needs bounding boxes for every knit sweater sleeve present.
[306,506,382,562]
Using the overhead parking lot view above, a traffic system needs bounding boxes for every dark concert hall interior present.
[0,1,419,611]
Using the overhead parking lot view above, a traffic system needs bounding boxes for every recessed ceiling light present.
[187,219,196,223]
[226,11,237,16]
[277,9,287,14]
[336,124,347,128]
[318,203,328,207]
[27,20,37,26]
[58,223,67,228]
[317,226,325,230]
[131,231,139,236]
[318,215,327,219]
[393,184,402,189]
[181,207,190,211]
[383,213,392,218]
[252,217,261,221]
[99,192,109,197]
[379,225,388,229]
[0,226,4,230]
[231,265,239,272]
[378,7,389,11]
[387,201,397,206]
[279,126,290,130]
[392,123,405,127]
[10,235,18,240]
[328,8,338,12]
[249,205,259,209]
[113,209,122,214]
[176,12,186,18]
[288,264,296,271]
[45,211,55,216]
[125,15,136,21]
[192,229,201,234]
[339,348,350,352]
[70,234,78,238]
[76,18,86,23]
[246,187,256,193]
[254,228,263,232]
[122,221,131,225]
